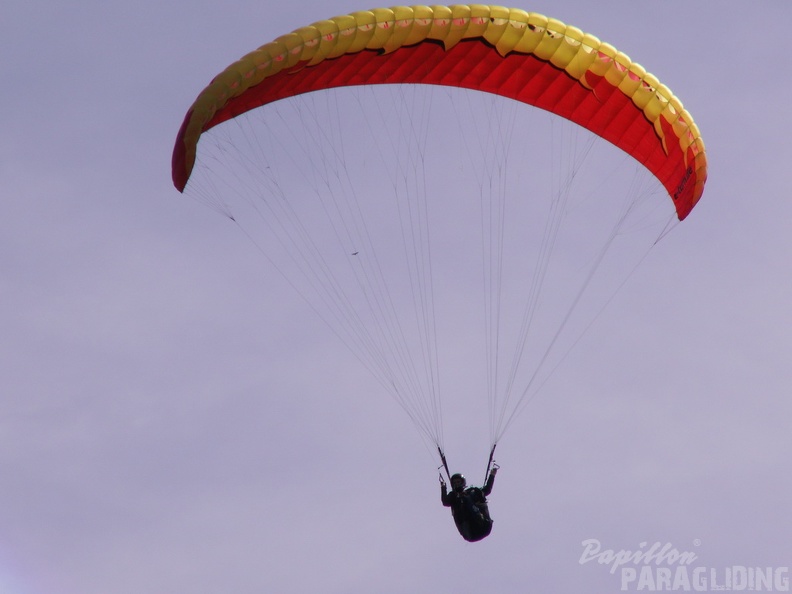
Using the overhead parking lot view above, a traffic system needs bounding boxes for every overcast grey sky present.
[3,2,791,593]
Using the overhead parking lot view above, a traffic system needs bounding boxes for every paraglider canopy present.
[173,4,706,219]
[172,5,708,475]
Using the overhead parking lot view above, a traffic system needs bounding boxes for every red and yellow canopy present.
[173,5,707,219]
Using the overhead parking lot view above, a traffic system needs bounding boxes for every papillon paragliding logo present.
[579,539,790,591]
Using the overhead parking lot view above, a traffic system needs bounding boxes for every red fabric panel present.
[202,39,695,218]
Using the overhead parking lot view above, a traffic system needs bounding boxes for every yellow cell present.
[481,5,512,47]
[347,11,378,53]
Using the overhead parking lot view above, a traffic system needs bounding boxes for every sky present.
[3,2,792,593]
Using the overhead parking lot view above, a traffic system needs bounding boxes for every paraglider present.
[172,5,707,541]
[441,468,498,542]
